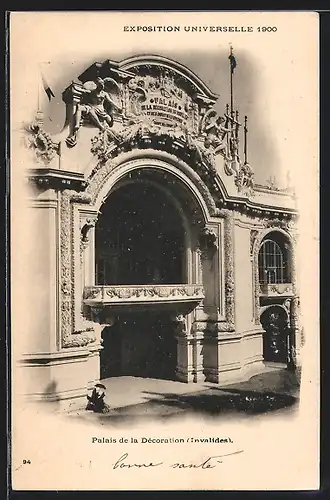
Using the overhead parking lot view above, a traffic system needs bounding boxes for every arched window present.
[258,237,290,284]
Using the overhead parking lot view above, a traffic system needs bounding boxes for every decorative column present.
[202,210,237,383]
[88,307,117,385]
[250,228,260,325]
[191,322,206,382]
[289,232,301,371]
[172,314,194,383]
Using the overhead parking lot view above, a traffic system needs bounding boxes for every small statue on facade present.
[235,162,254,193]
[66,77,122,147]
[201,109,233,158]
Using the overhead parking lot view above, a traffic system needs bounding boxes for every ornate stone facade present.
[22,54,299,405]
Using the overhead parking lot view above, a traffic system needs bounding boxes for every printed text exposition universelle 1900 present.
[123,25,258,33]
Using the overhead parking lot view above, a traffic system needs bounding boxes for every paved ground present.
[67,367,300,425]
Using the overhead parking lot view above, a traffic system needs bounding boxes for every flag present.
[228,51,237,74]
[41,72,55,101]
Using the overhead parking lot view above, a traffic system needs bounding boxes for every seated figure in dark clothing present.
[86,383,110,413]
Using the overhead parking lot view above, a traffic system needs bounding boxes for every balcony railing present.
[260,283,293,298]
[83,284,205,311]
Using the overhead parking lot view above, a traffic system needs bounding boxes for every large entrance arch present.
[81,154,234,384]
[90,163,210,381]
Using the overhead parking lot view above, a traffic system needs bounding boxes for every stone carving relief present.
[170,314,188,336]
[24,123,60,164]
[250,229,259,256]
[200,109,234,160]
[59,58,256,195]
[60,190,97,348]
[84,285,204,300]
[267,284,293,295]
[222,210,235,329]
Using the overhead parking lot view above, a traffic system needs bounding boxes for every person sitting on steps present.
[86,383,110,413]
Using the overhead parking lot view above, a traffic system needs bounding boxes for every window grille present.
[258,239,289,284]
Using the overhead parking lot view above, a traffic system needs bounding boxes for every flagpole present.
[244,115,248,164]
[229,45,234,115]
[36,63,43,124]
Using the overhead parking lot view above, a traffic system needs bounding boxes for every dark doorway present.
[100,312,177,380]
[95,182,185,286]
[260,307,289,363]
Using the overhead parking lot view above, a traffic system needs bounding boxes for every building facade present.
[17,55,301,409]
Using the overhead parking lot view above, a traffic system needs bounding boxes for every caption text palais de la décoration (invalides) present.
[92,436,234,444]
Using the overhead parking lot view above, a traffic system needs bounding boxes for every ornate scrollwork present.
[25,123,60,164]
[266,218,289,230]
[83,287,101,300]
[62,331,97,348]
[218,209,235,328]
[99,285,205,300]
[268,284,293,295]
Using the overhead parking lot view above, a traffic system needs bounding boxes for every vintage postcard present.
[10,11,319,491]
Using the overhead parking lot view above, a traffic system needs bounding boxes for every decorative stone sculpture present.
[25,123,59,164]
[66,77,123,147]
[200,109,233,160]
[81,217,97,251]
[198,226,218,258]
[235,162,254,195]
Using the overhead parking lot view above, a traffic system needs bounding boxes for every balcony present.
[260,283,294,298]
[83,284,205,315]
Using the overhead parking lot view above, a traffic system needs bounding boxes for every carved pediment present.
[61,55,246,184]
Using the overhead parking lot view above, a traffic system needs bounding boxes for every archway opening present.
[95,176,190,380]
[260,306,289,363]
[95,181,185,286]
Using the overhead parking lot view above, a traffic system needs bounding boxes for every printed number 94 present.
[23,459,31,464]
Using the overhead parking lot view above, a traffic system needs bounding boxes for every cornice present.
[28,168,87,192]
